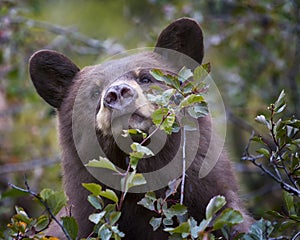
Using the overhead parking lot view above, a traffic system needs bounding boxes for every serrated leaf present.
[150,217,162,231]
[61,216,78,240]
[87,195,103,210]
[206,195,226,220]
[88,212,106,224]
[213,208,243,230]
[179,94,204,109]
[85,157,117,172]
[35,215,50,232]
[82,183,102,196]
[99,189,119,204]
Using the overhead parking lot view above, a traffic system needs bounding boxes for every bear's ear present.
[155,18,204,64]
[29,50,80,109]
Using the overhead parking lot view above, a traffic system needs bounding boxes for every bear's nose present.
[103,84,137,110]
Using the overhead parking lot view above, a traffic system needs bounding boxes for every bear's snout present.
[103,84,137,110]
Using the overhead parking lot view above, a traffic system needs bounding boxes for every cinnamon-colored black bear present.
[29,18,252,239]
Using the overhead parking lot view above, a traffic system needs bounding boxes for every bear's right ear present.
[155,18,204,64]
[29,50,80,109]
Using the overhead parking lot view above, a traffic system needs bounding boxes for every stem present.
[118,164,131,211]
[180,125,187,205]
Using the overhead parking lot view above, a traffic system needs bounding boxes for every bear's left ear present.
[29,50,80,109]
[155,18,204,64]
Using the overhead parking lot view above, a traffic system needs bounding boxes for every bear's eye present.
[91,90,100,99]
[138,75,152,84]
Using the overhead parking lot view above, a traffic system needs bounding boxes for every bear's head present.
[29,18,206,191]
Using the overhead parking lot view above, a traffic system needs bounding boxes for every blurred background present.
[0,0,299,231]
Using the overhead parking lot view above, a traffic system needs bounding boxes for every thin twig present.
[242,137,300,197]
[180,125,187,205]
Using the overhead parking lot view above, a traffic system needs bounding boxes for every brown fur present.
[29,18,252,239]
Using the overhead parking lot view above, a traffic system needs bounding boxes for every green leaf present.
[35,215,50,232]
[193,63,210,82]
[128,173,147,188]
[122,129,147,139]
[61,216,78,240]
[98,224,112,240]
[85,157,118,172]
[109,211,121,225]
[256,148,270,158]
[87,195,103,210]
[213,208,244,230]
[163,217,174,226]
[99,189,119,204]
[283,191,295,215]
[274,90,286,113]
[150,217,162,231]
[178,67,193,83]
[1,187,29,199]
[40,188,55,200]
[241,219,273,239]
[82,183,102,196]
[179,94,204,109]
[40,189,67,215]
[150,69,166,82]
[137,192,156,211]
[131,143,154,156]
[163,204,187,219]
[88,212,106,224]
[151,108,175,134]
[206,195,226,220]
[188,102,209,119]
[164,222,190,235]
[189,217,201,238]
[111,225,125,238]
[255,115,270,129]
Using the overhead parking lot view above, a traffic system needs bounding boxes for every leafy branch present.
[3,180,76,240]
[242,90,300,197]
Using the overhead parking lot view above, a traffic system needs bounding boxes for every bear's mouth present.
[129,111,153,133]
[109,109,153,136]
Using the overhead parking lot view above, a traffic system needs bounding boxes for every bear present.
[29,18,253,239]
